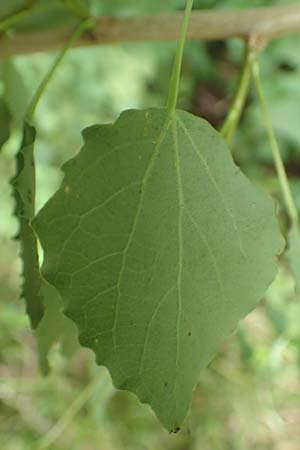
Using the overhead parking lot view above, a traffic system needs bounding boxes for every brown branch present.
[2,3,300,57]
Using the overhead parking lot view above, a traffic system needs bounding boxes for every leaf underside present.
[34,108,282,431]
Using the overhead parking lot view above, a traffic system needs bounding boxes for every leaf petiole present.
[166,0,194,117]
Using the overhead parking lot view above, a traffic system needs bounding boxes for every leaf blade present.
[34,108,283,430]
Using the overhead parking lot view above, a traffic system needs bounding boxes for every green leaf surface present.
[0,98,11,148]
[34,108,283,430]
[286,225,300,292]
[36,281,79,375]
[12,122,44,328]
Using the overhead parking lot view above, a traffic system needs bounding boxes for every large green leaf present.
[12,123,44,328]
[34,108,282,430]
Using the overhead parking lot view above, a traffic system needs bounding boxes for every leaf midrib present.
[172,116,184,421]
[112,116,172,351]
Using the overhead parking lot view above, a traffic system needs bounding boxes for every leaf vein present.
[177,116,247,259]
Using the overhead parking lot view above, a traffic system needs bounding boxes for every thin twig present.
[1,4,300,57]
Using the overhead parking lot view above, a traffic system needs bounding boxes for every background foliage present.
[0,0,300,449]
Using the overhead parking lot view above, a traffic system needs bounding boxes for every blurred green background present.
[1,1,300,449]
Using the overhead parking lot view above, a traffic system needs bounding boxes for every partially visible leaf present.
[36,281,79,375]
[286,225,300,292]
[0,97,11,149]
[34,108,283,431]
[12,122,44,328]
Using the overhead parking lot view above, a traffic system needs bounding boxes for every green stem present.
[220,44,255,144]
[166,0,194,117]
[252,59,299,227]
[26,18,93,122]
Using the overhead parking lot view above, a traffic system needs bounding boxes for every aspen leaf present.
[34,108,283,430]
